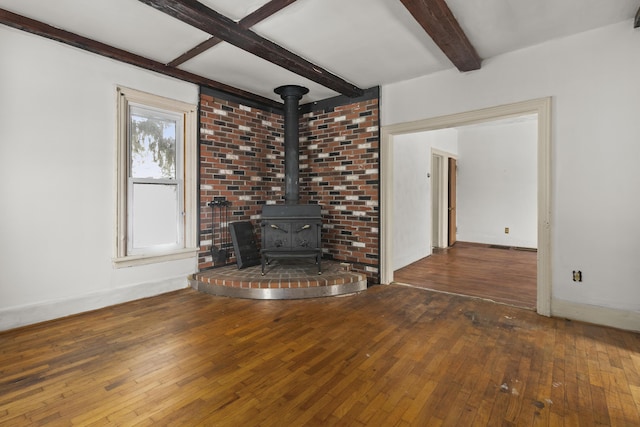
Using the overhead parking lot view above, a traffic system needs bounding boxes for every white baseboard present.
[0,276,189,332]
[552,298,640,332]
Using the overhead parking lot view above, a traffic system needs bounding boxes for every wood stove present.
[260,85,323,275]
[261,204,322,274]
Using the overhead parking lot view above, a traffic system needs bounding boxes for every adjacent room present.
[1,0,639,425]
[392,115,539,309]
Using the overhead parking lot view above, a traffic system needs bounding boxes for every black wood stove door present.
[264,221,291,249]
[292,222,318,249]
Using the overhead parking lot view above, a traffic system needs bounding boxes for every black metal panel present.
[261,203,321,219]
[262,221,291,249]
[229,221,261,269]
[201,85,284,115]
[299,86,380,115]
[291,221,319,249]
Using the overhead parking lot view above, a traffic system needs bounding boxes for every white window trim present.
[114,86,198,267]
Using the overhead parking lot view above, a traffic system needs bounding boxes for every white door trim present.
[381,97,552,316]
[431,153,444,250]
[430,149,457,249]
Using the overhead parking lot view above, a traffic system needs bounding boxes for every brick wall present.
[299,99,380,282]
[198,89,380,283]
[199,94,284,270]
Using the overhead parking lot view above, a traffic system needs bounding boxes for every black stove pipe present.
[275,85,309,205]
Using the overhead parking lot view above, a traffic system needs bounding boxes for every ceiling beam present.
[0,8,282,109]
[399,0,481,72]
[138,0,364,98]
[167,37,221,68]
[635,6,640,28]
[168,0,298,67]
[239,0,299,28]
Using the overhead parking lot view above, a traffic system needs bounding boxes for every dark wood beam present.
[238,0,299,28]
[399,0,481,72]
[167,37,221,67]
[139,0,364,98]
[168,0,298,67]
[0,8,282,109]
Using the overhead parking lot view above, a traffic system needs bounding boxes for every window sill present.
[112,248,199,268]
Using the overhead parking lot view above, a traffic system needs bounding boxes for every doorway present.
[380,98,551,316]
[406,117,537,308]
[406,118,537,308]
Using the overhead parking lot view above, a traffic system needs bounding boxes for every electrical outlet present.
[572,270,582,282]
[504,227,509,234]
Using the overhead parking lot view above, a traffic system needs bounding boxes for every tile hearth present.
[190,259,368,300]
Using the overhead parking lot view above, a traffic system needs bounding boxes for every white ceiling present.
[1,0,637,103]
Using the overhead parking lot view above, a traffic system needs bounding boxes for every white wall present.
[0,27,199,331]
[382,20,640,328]
[393,129,457,270]
[456,118,537,248]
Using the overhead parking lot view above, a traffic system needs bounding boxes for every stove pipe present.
[275,85,309,205]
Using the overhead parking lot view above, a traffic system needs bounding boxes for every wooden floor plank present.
[1,286,639,426]
[394,241,537,309]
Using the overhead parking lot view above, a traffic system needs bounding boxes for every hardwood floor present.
[394,242,537,309]
[1,286,639,426]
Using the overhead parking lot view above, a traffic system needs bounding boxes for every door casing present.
[448,157,457,247]
[380,97,552,316]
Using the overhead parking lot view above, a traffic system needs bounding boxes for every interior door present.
[448,158,457,246]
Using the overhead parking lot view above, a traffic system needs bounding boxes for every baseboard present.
[552,298,640,332]
[0,276,189,332]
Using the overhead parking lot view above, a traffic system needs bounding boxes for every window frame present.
[127,105,184,256]
[114,86,198,267]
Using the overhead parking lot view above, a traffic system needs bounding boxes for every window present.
[115,87,198,267]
